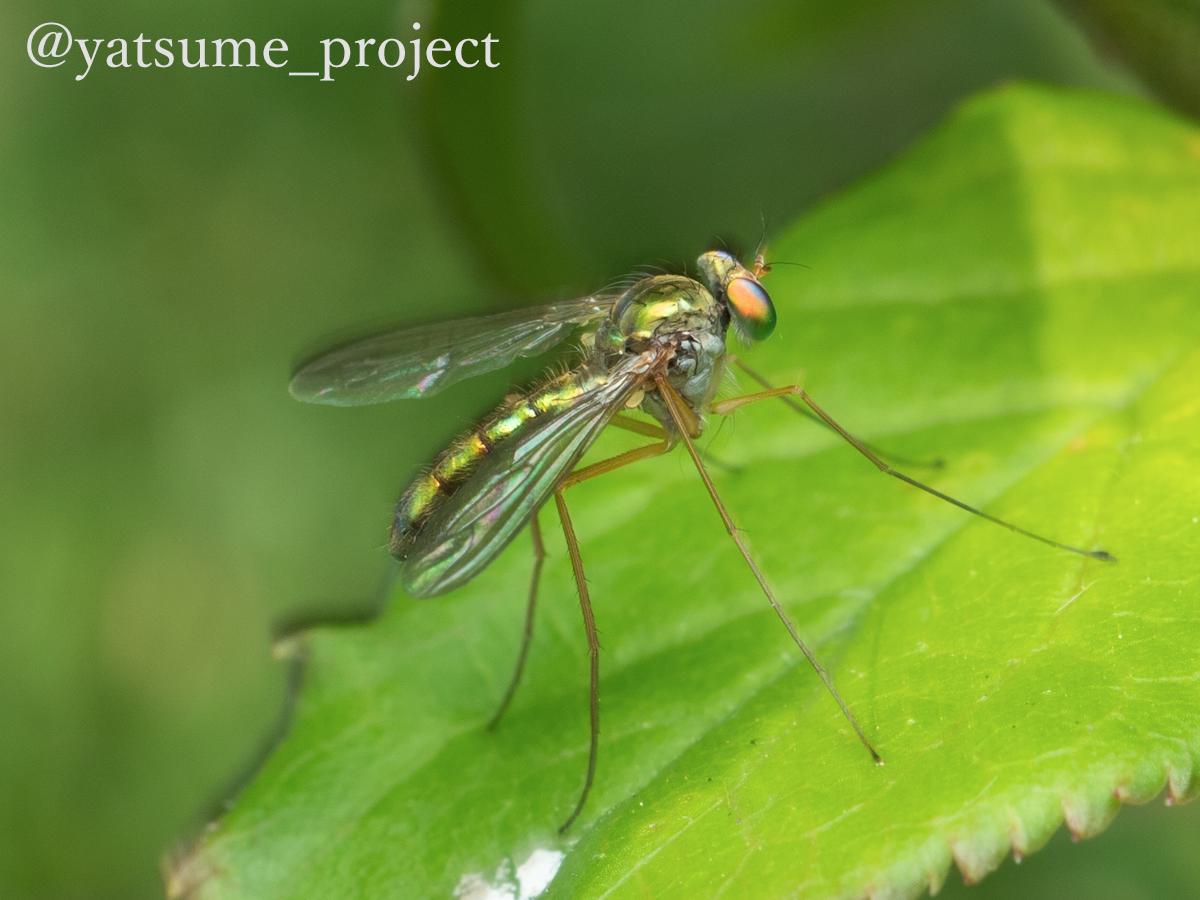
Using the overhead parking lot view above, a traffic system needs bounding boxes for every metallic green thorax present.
[597,274,720,351]
[599,274,727,431]
[390,273,730,556]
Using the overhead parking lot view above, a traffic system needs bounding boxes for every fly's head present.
[697,250,777,343]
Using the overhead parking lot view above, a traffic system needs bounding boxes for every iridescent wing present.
[400,349,665,597]
[289,296,614,406]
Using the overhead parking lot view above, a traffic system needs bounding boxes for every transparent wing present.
[399,350,664,597]
[289,296,614,405]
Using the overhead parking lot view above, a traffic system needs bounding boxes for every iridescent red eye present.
[725,277,777,341]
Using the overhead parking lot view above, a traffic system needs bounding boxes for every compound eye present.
[726,277,776,341]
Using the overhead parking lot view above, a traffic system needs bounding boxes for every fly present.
[290,250,1114,832]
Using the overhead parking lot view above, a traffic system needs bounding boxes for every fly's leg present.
[613,413,738,472]
[487,424,669,734]
[610,413,667,440]
[554,435,671,833]
[655,375,883,764]
[712,379,1114,562]
[728,357,944,470]
[711,384,812,415]
[552,490,600,835]
[561,439,671,489]
[487,515,546,731]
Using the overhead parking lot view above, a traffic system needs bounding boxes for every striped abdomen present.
[389,367,596,557]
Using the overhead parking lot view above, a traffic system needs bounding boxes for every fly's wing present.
[399,350,663,597]
[289,296,614,406]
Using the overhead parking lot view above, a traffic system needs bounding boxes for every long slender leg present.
[487,515,546,731]
[610,413,667,440]
[611,413,739,472]
[655,375,884,764]
[715,380,1114,562]
[711,384,810,415]
[489,434,669,734]
[560,439,670,490]
[553,437,672,833]
[730,357,943,469]
[553,489,600,834]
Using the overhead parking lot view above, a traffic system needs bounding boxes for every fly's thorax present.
[599,275,725,350]
[595,274,729,435]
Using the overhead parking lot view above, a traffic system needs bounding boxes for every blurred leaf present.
[1055,0,1200,118]
[421,0,1135,293]
[175,85,1200,899]
[0,3,487,895]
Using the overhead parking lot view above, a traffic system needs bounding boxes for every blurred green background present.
[2,1,1197,897]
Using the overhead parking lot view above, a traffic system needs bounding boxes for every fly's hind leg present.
[488,426,670,734]
[552,489,599,835]
[487,412,672,734]
[487,515,546,731]
[554,432,671,833]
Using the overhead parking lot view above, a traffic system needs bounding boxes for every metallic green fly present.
[290,250,1113,832]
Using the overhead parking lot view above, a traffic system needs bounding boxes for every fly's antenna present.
[754,211,768,262]
[756,258,812,279]
[752,213,772,279]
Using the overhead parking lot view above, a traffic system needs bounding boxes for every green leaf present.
[172,85,1200,899]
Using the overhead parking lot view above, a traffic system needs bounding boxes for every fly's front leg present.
[711,384,804,416]
[726,357,944,469]
[714,379,1113,562]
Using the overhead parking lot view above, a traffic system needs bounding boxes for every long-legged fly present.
[290,250,1113,832]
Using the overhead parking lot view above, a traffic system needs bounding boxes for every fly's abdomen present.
[388,367,593,557]
[390,472,443,555]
